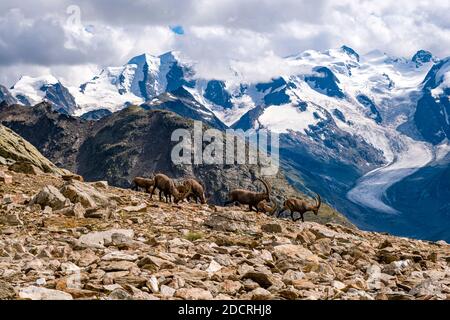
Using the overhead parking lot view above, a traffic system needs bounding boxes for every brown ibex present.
[278,193,321,222]
[224,178,271,211]
[182,178,207,204]
[132,176,154,193]
[150,173,191,203]
[256,199,278,215]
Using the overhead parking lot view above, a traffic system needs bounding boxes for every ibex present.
[150,173,191,203]
[224,178,271,211]
[278,193,321,222]
[256,199,278,215]
[182,178,207,204]
[132,176,154,193]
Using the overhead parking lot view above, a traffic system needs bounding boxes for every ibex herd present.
[132,174,322,222]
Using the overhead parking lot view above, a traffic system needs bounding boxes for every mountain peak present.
[340,45,360,62]
[412,50,436,66]
[127,53,158,66]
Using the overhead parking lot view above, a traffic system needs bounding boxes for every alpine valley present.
[1,46,449,242]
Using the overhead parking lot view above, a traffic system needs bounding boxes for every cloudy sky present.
[0,0,449,86]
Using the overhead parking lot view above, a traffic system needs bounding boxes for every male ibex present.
[132,176,154,193]
[224,178,271,211]
[256,199,278,215]
[278,193,321,222]
[150,173,191,203]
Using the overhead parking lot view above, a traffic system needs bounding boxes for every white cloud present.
[0,0,448,86]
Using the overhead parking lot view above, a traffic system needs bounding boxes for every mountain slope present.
[0,102,350,226]
[1,166,448,300]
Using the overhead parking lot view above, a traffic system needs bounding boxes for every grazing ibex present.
[256,199,278,215]
[224,178,271,211]
[132,176,154,193]
[278,193,321,222]
[150,173,191,203]
[182,178,207,204]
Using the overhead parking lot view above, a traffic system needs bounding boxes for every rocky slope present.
[0,165,449,300]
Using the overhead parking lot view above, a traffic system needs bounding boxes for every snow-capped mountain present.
[4,46,450,240]
[0,85,17,105]
[9,75,77,114]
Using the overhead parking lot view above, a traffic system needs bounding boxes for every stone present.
[60,262,80,275]
[206,260,222,274]
[99,260,136,271]
[0,280,15,299]
[9,161,43,175]
[77,250,99,267]
[31,185,68,210]
[250,288,272,300]
[78,229,134,248]
[0,171,12,184]
[409,279,442,297]
[332,280,346,291]
[242,272,274,289]
[137,255,175,270]
[91,181,108,188]
[122,203,147,213]
[1,213,23,226]
[160,285,176,298]
[18,286,73,300]
[261,223,282,233]
[62,174,84,182]
[107,288,132,300]
[60,180,111,209]
[204,211,257,233]
[54,203,86,218]
[147,276,159,293]
[220,280,242,295]
[282,270,305,285]
[175,288,213,300]
[101,251,138,261]
[273,244,319,263]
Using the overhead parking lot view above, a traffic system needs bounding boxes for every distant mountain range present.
[1,46,449,241]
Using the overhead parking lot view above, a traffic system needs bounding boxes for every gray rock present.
[18,286,73,300]
[31,185,68,210]
[78,229,134,248]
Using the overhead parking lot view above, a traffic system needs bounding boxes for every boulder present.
[18,286,73,300]
[78,229,134,248]
[60,180,112,209]
[204,211,258,233]
[175,288,213,300]
[8,161,43,175]
[0,171,12,184]
[261,223,282,233]
[0,280,15,299]
[30,185,68,210]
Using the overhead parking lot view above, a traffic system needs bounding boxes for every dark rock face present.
[305,67,345,99]
[231,105,265,130]
[341,45,360,62]
[204,80,233,109]
[414,58,450,145]
[0,102,89,170]
[141,87,227,130]
[40,82,78,114]
[412,50,434,67]
[255,77,293,106]
[357,94,382,124]
[80,109,113,121]
[0,85,17,105]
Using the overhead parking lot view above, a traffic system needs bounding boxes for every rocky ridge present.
[0,166,449,300]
